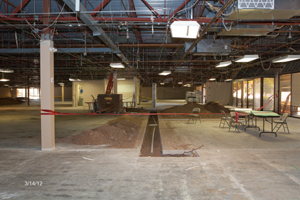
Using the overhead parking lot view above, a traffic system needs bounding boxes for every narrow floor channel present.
[140,113,162,157]
[140,112,199,157]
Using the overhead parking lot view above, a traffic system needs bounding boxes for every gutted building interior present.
[1,0,300,199]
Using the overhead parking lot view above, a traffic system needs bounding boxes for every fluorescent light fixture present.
[209,78,216,81]
[235,55,259,63]
[0,78,10,82]
[178,82,183,84]
[69,78,81,81]
[272,55,300,63]
[160,82,165,85]
[158,71,171,76]
[170,21,200,39]
[110,63,125,68]
[0,69,14,73]
[215,61,232,68]
[225,79,233,81]
[117,78,126,80]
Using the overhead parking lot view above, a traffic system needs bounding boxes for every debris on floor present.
[160,101,230,119]
[61,116,143,148]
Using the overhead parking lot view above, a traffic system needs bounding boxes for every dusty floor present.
[1,100,300,199]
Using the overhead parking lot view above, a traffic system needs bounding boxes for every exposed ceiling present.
[1,0,300,87]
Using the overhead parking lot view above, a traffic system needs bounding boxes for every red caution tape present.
[41,109,227,116]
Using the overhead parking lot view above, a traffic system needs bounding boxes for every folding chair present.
[219,110,230,128]
[274,113,289,134]
[188,108,201,124]
[228,112,244,132]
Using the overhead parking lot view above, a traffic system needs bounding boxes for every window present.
[263,78,274,111]
[280,74,291,114]
[253,78,261,110]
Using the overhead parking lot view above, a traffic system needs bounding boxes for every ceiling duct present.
[227,0,300,20]
[174,66,192,73]
[185,39,231,55]
[218,25,274,36]
[219,0,300,36]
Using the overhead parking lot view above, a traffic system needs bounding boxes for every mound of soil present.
[62,116,143,148]
[0,97,25,105]
[125,107,148,113]
[160,101,229,119]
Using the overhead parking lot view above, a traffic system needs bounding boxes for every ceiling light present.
[49,47,57,52]
[235,55,259,63]
[117,78,126,80]
[183,84,191,87]
[209,78,216,81]
[225,79,232,81]
[170,21,200,39]
[178,82,183,84]
[0,78,10,82]
[110,63,125,68]
[160,82,165,85]
[69,78,81,81]
[0,69,14,73]
[215,61,232,68]
[159,71,171,76]
[272,55,300,63]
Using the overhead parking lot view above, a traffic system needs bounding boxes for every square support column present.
[40,40,55,150]
[152,83,157,108]
[113,71,118,94]
[133,77,140,107]
[274,72,279,112]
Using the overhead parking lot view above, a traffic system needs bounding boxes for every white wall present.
[0,88,11,98]
[54,86,72,101]
[206,82,231,105]
[140,86,193,100]
[72,80,106,107]
[117,79,134,102]
[71,78,137,107]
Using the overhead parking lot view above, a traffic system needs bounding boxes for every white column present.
[113,71,117,94]
[133,77,136,108]
[152,83,157,108]
[61,84,65,102]
[274,72,279,112]
[40,40,55,150]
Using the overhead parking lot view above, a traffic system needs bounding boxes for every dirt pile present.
[160,101,229,118]
[63,116,143,148]
[125,107,148,113]
[0,97,25,105]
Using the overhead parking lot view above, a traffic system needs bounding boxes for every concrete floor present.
[1,101,300,199]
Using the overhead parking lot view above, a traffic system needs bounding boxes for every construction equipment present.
[106,73,114,94]
[97,94,123,113]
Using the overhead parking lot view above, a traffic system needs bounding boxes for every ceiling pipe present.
[62,0,132,69]
[172,0,235,71]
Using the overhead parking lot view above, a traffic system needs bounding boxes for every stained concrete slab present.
[1,102,300,199]
[158,117,300,199]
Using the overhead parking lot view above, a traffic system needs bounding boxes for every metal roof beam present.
[62,0,131,67]
[140,0,162,19]
[9,0,31,18]
[0,48,114,54]
[173,0,235,71]
[169,0,191,19]
[91,0,112,17]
